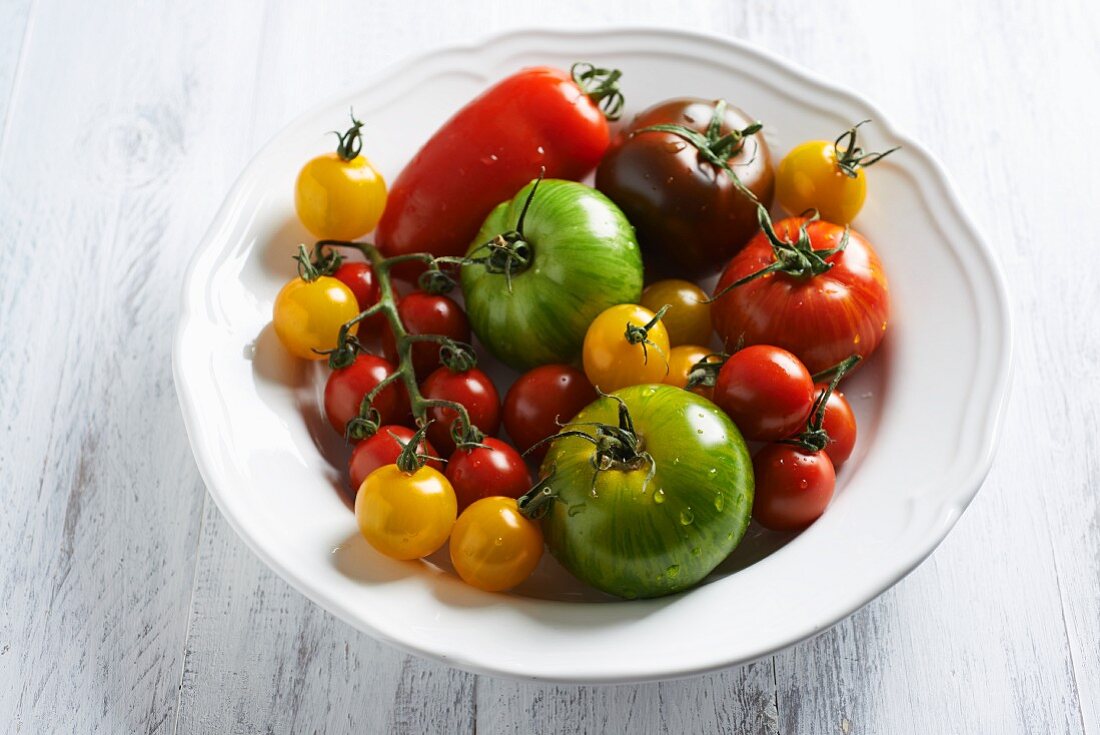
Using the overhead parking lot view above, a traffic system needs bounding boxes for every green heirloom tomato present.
[526,384,753,599]
[460,179,643,371]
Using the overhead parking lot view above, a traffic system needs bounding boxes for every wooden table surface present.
[2,0,1097,732]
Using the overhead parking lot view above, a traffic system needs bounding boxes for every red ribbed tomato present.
[711,216,889,375]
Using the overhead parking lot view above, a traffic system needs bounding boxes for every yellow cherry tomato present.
[449,496,544,592]
[296,154,387,240]
[775,140,865,225]
[640,279,712,347]
[272,275,360,360]
[663,345,721,401]
[775,121,898,225]
[582,304,671,393]
[295,114,387,240]
[355,464,457,560]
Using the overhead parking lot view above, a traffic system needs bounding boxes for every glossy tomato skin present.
[348,425,442,493]
[596,98,774,278]
[295,153,387,241]
[420,367,501,456]
[381,291,470,381]
[450,497,544,592]
[776,140,867,225]
[376,67,611,265]
[712,345,814,442]
[332,261,385,336]
[711,217,889,374]
[461,180,643,370]
[355,465,457,560]
[582,304,671,393]
[752,444,836,531]
[503,364,597,460]
[640,279,712,347]
[272,276,360,360]
[446,438,532,512]
[323,355,408,438]
[539,384,753,599]
[817,388,857,467]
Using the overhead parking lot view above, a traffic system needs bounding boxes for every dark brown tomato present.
[595,97,774,278]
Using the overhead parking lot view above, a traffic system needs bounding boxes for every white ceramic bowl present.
[173,27,1011,683]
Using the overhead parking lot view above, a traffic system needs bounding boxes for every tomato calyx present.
[833,120,900,178]
[417,265,457,295]
[570,62,625,121]
[517,471,559,520]
[633,99,763,196]
[783,355,860,452]
[530,392,656,489]
[467,171,544,292]
[711,209,851,300]
[624,304,671,369]
[295,242,344,282]
[437,339,478,373]
[332,109,366,161]
[685,352,729,391]
[393,423,438,473]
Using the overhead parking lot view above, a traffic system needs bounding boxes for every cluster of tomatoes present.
[270,63,894,599]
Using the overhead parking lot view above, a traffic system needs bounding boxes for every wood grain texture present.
[0,0,1096,733]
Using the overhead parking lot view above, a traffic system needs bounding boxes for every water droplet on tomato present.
[665,141,686,153]
[666,564,681,578]
[653,488,666,504]
[536,145,545,155]
[799,479,809,489]
[494,537,503,546]
[680,508,694,525]
[568,503,586,517]
[714,495,724,512]
[691,547,701,557]
[853,334,861,344]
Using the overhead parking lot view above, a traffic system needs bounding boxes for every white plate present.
[173,27,1011,683]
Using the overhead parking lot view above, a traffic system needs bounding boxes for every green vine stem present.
[708,209,851,302]
[624,304,671,371]
[784,355,861,453]
[570,63,625,121]
[833,120,900,178]
[332,109,366,161]
[312,239,476,442]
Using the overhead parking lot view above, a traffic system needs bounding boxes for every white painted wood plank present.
[0,0,271,731]
[0,0,32,134]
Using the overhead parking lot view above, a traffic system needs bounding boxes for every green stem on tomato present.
[314,240,476,441]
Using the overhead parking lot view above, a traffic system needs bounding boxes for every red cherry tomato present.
[323,355,408,438]
[348,425,442,493]
[711,216,889,374]
[503,364,597,460]
[752,444,836,531]
[712,345,814,442]
[376,65,618,267]
[446,438,532,512]
[420,366,501,456]
[382,291,470,380]
[332,261,386,336]
[816,387,857,467]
